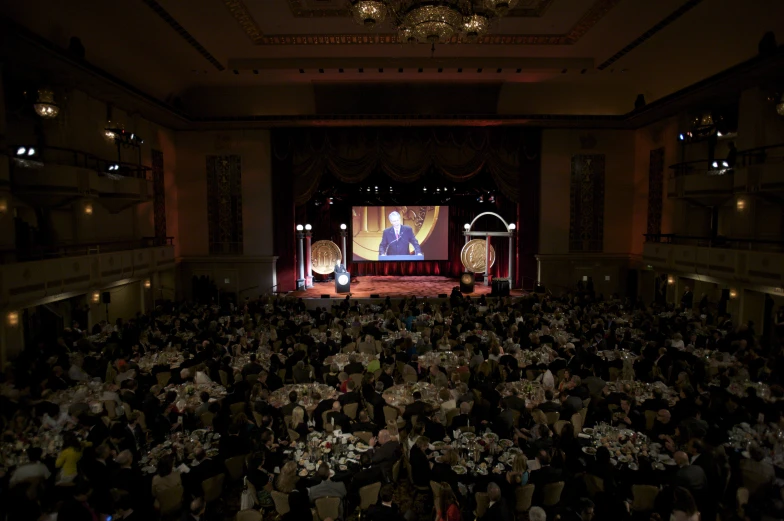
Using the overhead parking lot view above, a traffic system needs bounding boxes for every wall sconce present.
[144,279,151,289]
[729,288,738,299]
[7,311,19,327]
[777,93,784,117]
[33,88,59,118]
[0,198,7,213]
[84,203,93,215]
[736,199,746,210]
[92,292,100,303]
[667,276,675,285]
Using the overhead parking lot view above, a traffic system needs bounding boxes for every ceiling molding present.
[141,0,225,70]
[598,0,706,70]
[284,0,556,18]
[229,0,621,45]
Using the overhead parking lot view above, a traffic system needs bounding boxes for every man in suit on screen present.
[378,211,423,257]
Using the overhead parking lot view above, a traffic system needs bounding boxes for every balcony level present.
[0,238,175,309]
[642,234,784,288]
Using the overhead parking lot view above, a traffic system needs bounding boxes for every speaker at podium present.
[335,272,351,293]
[460,273,475,293]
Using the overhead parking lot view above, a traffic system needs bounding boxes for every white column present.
[341,232,347,266]
[485,234,490,286]
[305,229,313,288]
[508,234,514,290]
[296,228,305,289]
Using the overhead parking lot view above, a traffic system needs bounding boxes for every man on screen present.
[378,211,423,257]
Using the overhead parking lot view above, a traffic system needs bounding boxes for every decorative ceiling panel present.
[285,0,555,18]
[223,0,619,45]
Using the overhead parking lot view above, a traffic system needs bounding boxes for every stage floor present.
[290,276,525,299]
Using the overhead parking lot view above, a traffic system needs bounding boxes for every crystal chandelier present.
[777,93,784,117]
[348,0,519,43]
[33,88,59,118]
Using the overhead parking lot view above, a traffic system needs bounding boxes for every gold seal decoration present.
[461,239,496,273]
[311,240,343,275]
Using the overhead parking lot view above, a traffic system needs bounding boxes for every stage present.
[289,276,526,299]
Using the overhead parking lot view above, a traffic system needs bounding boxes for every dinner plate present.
[582,428,595,435]
[582,447,597,455]
[299,469,309,477]
[499,439,514,449]
[432,441,447,449]
[340,465,347,471]
[143,466,157,474]
[452,465,467,475]
[628,462,639,471]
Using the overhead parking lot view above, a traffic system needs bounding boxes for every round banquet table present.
[382,382,438,407]
[269,383,339,409]
[324,352,377,371]
[418,351,461,372]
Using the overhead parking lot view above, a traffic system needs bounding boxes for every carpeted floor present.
[290,276,525,299]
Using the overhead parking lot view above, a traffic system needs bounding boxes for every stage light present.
[389,187,393,192]
[423,187,427,191]
[508,223,516,230]
[712,161,718,168]
[679,134,684,141]
[305,224,312,231]
[340,223,347,230]
[717,131,723,137]
[437,188,440,192]
[722,161,729,168]
[463,223,470,230]
[296,224,304,231]
[366,188,370,192]
[27,147,35,156]
[477,196,483,203]
[16,146,26,156]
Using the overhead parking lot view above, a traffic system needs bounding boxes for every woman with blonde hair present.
[274,461,299,494]
[506,454,529,486]
[288,406,310,440]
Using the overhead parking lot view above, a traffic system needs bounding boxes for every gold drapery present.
[272,127,538,205]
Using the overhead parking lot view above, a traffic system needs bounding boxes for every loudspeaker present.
[492,278,510,297]
[101,291,111,304]
[459,273,475,293]
[370,294,380,298]
[438,293,448,298]
[335,272,351,294]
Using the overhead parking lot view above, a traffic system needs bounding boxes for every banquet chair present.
[458,371,471,384]
[245,374,258,384]
[609,368,621,382]
[354,431,373,444]
[545,412,560,425]
[358,482,382,512]
[350,373,363,389]
[230,402,247,416]
[277,369,287,383]
[737,487,749,518]
[532,410,548,426]
[542,481,565,507]
[430,481,445,511]
[252,411,264,428]
[644,410,657,432]
[343,342,356,353]
[200,412,214,428]
[219,370,229,387]
[314,497,341,521]
[288,429,301,442]
[103,400,118,419]
[553,420,570,437]
[202,473,225,503]
[584,474,605,496]
[225,454,248,481]
[579,407,588,424]
[270,490,290,515]
[392,459,401,482]
[570,413,583,433]
[515,484,535,513]
[235,510,262,521]
[343,402,359,420]
[403,373,418,384]
[122,401,133,417]
[383,406,399,426]
[631,484,659,512]
[475,491,489,518]
[157,372,171,387]
[156,483,183,516]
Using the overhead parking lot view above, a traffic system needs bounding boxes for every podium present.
[378,254,425,261]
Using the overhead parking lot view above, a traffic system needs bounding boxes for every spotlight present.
[366,188,370,192]
[27,147,35,156]
[423,187,427,191]
[340,223,347,230]
[328,198,334,205]
[16,146,26,156]
[722,161,729,168]
[374,186,378,191]
[389,187,393,192]
[463,223,470,230]
[679,134,684,141]
[712,161,718,168]
[717,131,723,137]
[437,188,441,192]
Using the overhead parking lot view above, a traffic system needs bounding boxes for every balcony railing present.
[0,236,174,264]
[9,145,152,180]
[644,233,784,252]
[669,143,784,177]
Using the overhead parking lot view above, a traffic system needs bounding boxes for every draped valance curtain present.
[271,127,541,292]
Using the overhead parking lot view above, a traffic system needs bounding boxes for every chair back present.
[245,374,259,384]
[570,412,583,433]
[584,474,605,496]
[219,370,229,387]
[542,481,565,506]
[445,408,460,426]
[156,371,171,387]
[349,373,363,389]
[475,492,490,518]
[236,510,262,521]
[343,402,359,420]
[103,400,118,419]
[579,407,588,423]
[545,411,560,425]
[430,480,443,505]
[532,410,547,425]
[359,482,382,510]
[314,497,341,520]
[252,411,264,427]
[383,406,399,425]
[403,373,418,383]
[270,490,290,515]
[288,428,301,442]
[515,484,535,512]
[644,410,657,431]
[632,484,660,512]
[225,454,248,481]
[354,431,373,444]
[202,473,225,503]
[608,367,620,381]
[392,459,401,482]
[157,483,183,515]
[200,412,214,428]
[230,402,246,416]
[553,420,570,436]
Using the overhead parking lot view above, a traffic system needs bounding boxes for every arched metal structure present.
[463,211,516,287]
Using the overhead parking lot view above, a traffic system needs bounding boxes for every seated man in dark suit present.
[339,380,361,407]
[281,391,299,419]
[528,451,564,505]
[369,429,401,481]
[484,481,514,521]
[366,484,406,521]
[308,463,348,519]
[402,391,432,423]
[537,390,562,414]
[325,401,351,432]
[351,410,378,435]
[186,448,221,493]
[349,453,384,504]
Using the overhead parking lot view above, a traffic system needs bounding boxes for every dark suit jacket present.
[484,498,514,521]
[367,503,406,521]
[674,464,708,493]
[378,225,422,256]
[409,446,431,487]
